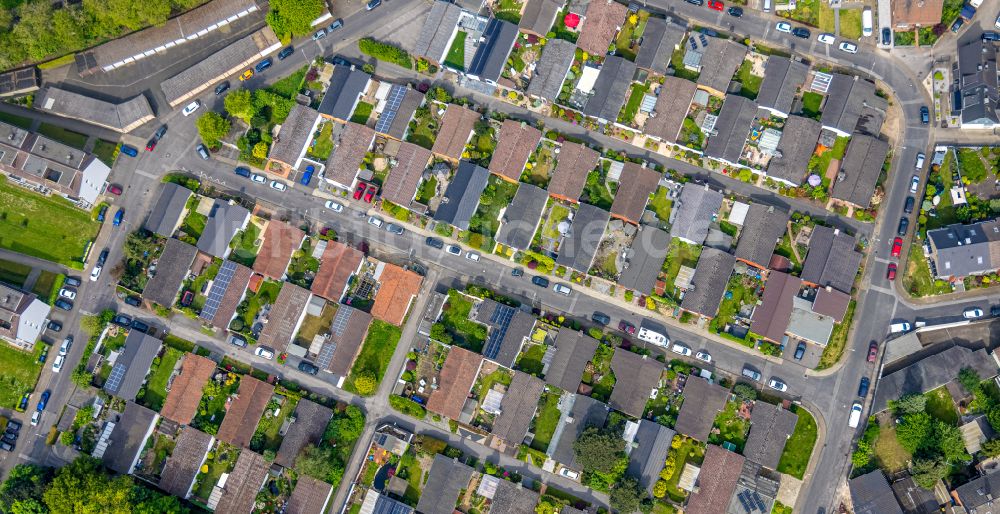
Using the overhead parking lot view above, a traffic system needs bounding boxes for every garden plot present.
[679,94,724,152]
[119,231,167,294]
[176,257,222,317]
[558,48,602,109]
[192,442,240,502]
[231,280,283,343]
[521,140,558,188]
[470,363,513,432]
[406,103,443,151]
[191,371,241,437]
[589,219,639,281]
[612,10,651,62]
[580,343,616,402]
[464,175,519,251]
[515,325,557,376]
[503,33,544,91]
[581,159,619,210]
[286,237,321,289]
[709,399,752,452]
[533,199,575,255]
[229,217,264,267]
[708,269,764,347]
[741,114,786,170]
[399,339,450,406]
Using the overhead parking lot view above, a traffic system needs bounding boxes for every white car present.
[182,100,201,116]
[695,351,712,363]
[776,22,792,33]
[90,264,103,282]
[670,343,692,356]
[558,467,580,480]
[553,283,572,296]
[367,216,384,228]
[58,337,71,356]
[838,41,858,53]
[269,180,287,191]
[251,174,267,184]
[995,13,1000,29]
[51,355,64,373]
[909,175,920,193]
[58,288,76,300]
[465,251,480,262]
[848,402,863,428]
[914,152,925,169]
[817,33,836,44]
[325,200,344,212]
[30,411,40,426]
[255,346,275,360]
[446,245,461,255]
[767,378,787,392]
[963,307,984,319]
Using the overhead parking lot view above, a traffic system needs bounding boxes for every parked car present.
[269,180,287,191]
[107,184,123,195]
[37,347,47,363]
[708,0,724,10]
[124,295,141,307]
[838,41,858,53]
[553,283,572,296]
[54,299,72,311]
[982,31,1000,41]
[445,244,461,256]
[963,307,985,319]
[685,0,704,5]
[229,334,248,348]
[37,390,50,411]
[254,58,273,73]
[817,33,836,44]
[591,312,611,326]
[182,100,201,116]
[366,0,382,10]
[915,152,925,169]
[240,69,254,81]
[325,200,344,212]
[64,277,82,287]
[511,268,523,277]
[299,165,315,186]
[904,196,915,214]
[858,377,870,397]
[90,264,103,282]
[727,6,743,16]
[367,216,383,228]
[465,251,480,262]
[58,288,76,300]
[255,346,275,360]
[889,322,911,333]
[920,105,930,124]
[791,27,811,38]
[671,343,692,356]
[742,366,761,382]
[882,27,893,44]
[329,19,344,31]
[131,319,150,333]
[30,411,40,427]
[848,402,863,428]
[59,336,72,356]
[278,46,294,60]
[364,185,377,203]
[215,81,231,95]
[767,378,787,392]
[891,237,903,258]
[353,183,366,200]
[951,18,964,32]
[887,262,897,280]
[385,223,404,235]
[425,237,445,249]
[558,467,579,480]
[6,420,21,433]
[120,145,138,157]
[910,175,920,193]
[112,314,132,327]
[251,173,267,184]
[794,341,806,360]
[0,441,13,452]
[618,320,636,335]
[897,217,908,236]
[113,209,124,227]
[695,351,712,363]
[531,276,550,288]
[51,355,64,373]
[234,167,251,178]
[298,361,320,375]
[867,341,879,362]
[145,138,159,152]
[47,320,62,332]
[313,28,327,40]
[98,249,108,266]
[776,21,792,33]
[97,205,108,222]
[196,144,210,160]
[992,304,1000,317]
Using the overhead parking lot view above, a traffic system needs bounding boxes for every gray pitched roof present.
[197,200,250,258]
[552,395,609,469]
[627,420,675,494]
[556,202,610,272]
[675,375,729,441]
[609,349,663,417]
[547,140,600,201]
[215,450,270,514]
[492,371,545,445]
[765,115,821,185]
[492,479,541,514]
[680,247,735,317]
[318,66,370,121]
[669,183,724,245]
[414,1,463,62]
[873,344,999,413]
[286,475,334,514]
[496,183,548,250]
[800,225,862,294]
[468,18,519,83]
[646,76,697,143]
[610,162,660,223]
[415,455,475,514]
[142,238,197,307]
[955,471,1000,513]
[927,220,1000,278]
[850,471,904,514]
[475,299,535,367]
[270,104,319,166]
[379,86,424,140]
[104,331,163,401]
[734,204,789,268]
[526,38,576,102]
[756,56,809,116]
[743,404,798,470]
[545,330,599,392]
[704,95,758,165]
[103,401,158,475]
[830,134,889,207]
[821,74,876,135]
[696,37,747,93]
[635,17,686,74]
[519,0,562,35]
[434,160,490,230]
[160,427,213,498]
[956,40,999,127]
[583,56,636,122]
[144,182,192,237]
[275,399,334,468]
[890,475,940,514]
[618,227,670,293]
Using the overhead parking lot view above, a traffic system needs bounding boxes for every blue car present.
[37,390,50,411]
[96,205,108,222]
[120,144,138,157]
[300,165,314,186]
[278,46,294,60]
[113,209,124,227]
[234,166,251,178]
[255,58,273,73]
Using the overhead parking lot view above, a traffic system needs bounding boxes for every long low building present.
[36,87,155,133]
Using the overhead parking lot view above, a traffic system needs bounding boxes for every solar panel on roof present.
[316,341,337,369]
[374,85,407,134]
[105,363,127,393]
[752,492,766,511]
[330,307,352,337]
[200,260,238,321]
[482,304,515,360]
[737,490,753,513]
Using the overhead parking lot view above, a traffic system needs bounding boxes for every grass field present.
[529,392,562,451]
[776,406,818,479]
[140,347,183,412]
[0,343,43,409]
[0,111,32,129]
[351,101,374,125]
[268,66,307,99]
[31,270,64,304]
[874,422,911,472]
[0,258,31,287]
[345,320,403,395]
[840,9,863,40]
[902,245,951,297]
[37,123,88,149]
[925,386,959,425]
[445,32,467,70]
[0,180,98,267]
[817,300,855,369]
[709,401,751,451]
[736,60,763,100]
[92,140,119,167]
[619,83,649,123]
[800,92,824,119]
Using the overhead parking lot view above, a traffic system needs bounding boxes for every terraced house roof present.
[319,305,372,376]
[199,260,253,329]
[372,262,423,326]
[103,401,158,475]
[635,16,686,75]
[257,283,311,352]
[310,240,364,302]
[765,115,821,185]
[734,204,789,268]
[434,160,491,229]
[556,202,610,272]
[144,182,192,237]
[545,330,599,392]
[142,238,197,308]
[496,183,547,250]
[414,1,463,62]
[427,347,483,420]
[681,247,736,318]
[275,399,334,468]
[800,225,862,294]
[645,76,697,144]
[103,332,163,402]
[519,0,563,35]
[686,445,745,514]
[159,427,214,498]
[161,353,217,424]
[431,104,479,160]
[576,0,628,56]
[492,371,544,446]
[319,66,371,122]
[37,87,155,133]
[547,140,600,201]
[526,39,576,102]
[608,349,663,417]
[325,122,376,188]
[215,450,270,514]
[270,104,320,167]
[216,375,276,448]
[610,162,659,223]
[382,142,432,206]
[756,56,809,117]
[468,18,519,83]
[749,271,801,343]
[490,119,542,181]
[704,95,758,165]
[253,220,305,280]
[583,55,636,123]
[286,475,334,514]
[830,134,889,208]
[695,37,747,94]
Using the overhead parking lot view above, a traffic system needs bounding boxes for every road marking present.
[134,168,158,180]
[869,285,894,295]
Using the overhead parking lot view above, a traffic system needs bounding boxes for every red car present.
[353,183,366,200]
[364,185,377,203]
[181,290,194,306]
[145,138,157,151]
[107,184,123,195]
[708,0,724,10]
[891,237,903,258]
[618,320,636,335]
[887,262,897,280]
[867,341,879,363]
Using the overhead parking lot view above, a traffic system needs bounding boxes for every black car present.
[298,361,320,375]
[54,299,73,311]
[511,268,523,277]
[98,248,109,266]
[64,276,82,287]
[897,217,909,236]
[278,46,294,60]
[904,196,915,214]
[214,81,231,95]
[858,377,870,397]
[47,320,62,332]
[330,56,352,67]
[425,236,445,249]
[131,319,150,333]
[234,166,251,178]
[1,432,15,444]
[992,305,1000,317]
[365,0,381,9]
[112,314,133,327]
[154,125,168,139]
[531,276,550,288]
[983,31,1000,42]
[919,106,930,124]
[591,312,611,326]
[124,295,141,307]
[685,0,704,5]
[6,420,21,433]
[727,6,743,16]
[882,27,892,45]
[791,27,810,38]
[793,341,806,360]
[0,441,13,452]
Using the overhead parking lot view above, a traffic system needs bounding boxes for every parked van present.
[762,0,771,12]
[637,327,669,347]
[862,8,873,37]
[848,402,863,428]
[889,322,912,334]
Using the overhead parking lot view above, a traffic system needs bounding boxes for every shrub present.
[359,38,412,68]
[389,395,426,418]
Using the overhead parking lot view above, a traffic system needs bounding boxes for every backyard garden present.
[581,343,616,402]
[432,290,488,352]
[344,320,403,396]
[0,179,99,268]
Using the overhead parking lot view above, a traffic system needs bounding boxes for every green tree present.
[733,383,758,402]
[325,405,365,444]
[294,444,344,484]
[223,88,255,123]
[937,421,970,463]
[981,439,1000,457]
[353,372,377,396]
[83,0,171,33]
[42,456,132,514]
[911,456,949,489]
[895,412,933,453]
[573,427,626,475]
[10,499,46,514]
[266,0,325,39]
[195,112,230,149]
[252,142,269,160]
[958,367,981,392]
[608,476,644,514]
[1,464,53,512]
[59,432,74,446]
[890,393,927,415]
[988,405,1000,432]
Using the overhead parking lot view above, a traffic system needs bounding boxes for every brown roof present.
[431,104,479,160]
[749,271,801,343]
[275,399,334,468]
[215,450,270,514]
[322,305,373,376]
[159,427,214,498]
[577,0,628,55]
[610,163,660,223]
[371,263,423,326]
[608,349,663,417]
[201,260,253,329]
[812,287,851,322]
[646,77,697,143]
[685,445,745,514]
[489,119,542,181]
[161,353,217,425]
[257,283,311,352]
[427,347,483,420]
[548,141,600,201]
[675,376,729,441]
[285,475,334,514]
[383,142,433,206]
[216,376,276,448]
[310,240,363,302]
[891,0,944,26]
[326,122,376,187]
[252,220,305,280]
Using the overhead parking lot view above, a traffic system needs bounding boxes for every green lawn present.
[229,223,262,267]
[351,101,374,125]
[37,123,88,149]
[193,444,239,500]
[957,148,988,183]
[445,31,467,70]
[709,401,751,451]
[181,211,208,240]
[439,290,487,352]
[530,392,561,451]
[415,176,437,204]
[0,179,99,267]
[619,83,649,124]
[736,60,763,100]
[874,422,911,473]
[515,343,546,375]
[776,406,818,479]
[708,274,757,335]
[469,176,519,239]
[253,395,299,452]
[541,203,571,240]
[585,344,616,402]
[345,320,403,396]
[582,169,614,210]
[92,140,119,167]
[779,0,819,26]
[0,111,32,129]
[0,258,32,287]
[140,347,183,412]
[817,300,855,369]
[648,186,673,223]
[268,65,307,99]
[31,270,64,304]
[925,386,959,425]
[308,123,334,160]
[0,344,43,409]
[663,437,706,502]
[840,9,863,40]
[670,40,700,81]
[407,108,438,151]
[800,92,823,119]
[902,245,951,297]
[662,239,701,296]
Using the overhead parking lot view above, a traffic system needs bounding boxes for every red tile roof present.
[610,163,660,223]
[489,119,542,182]
[685,445,745,514]
[216,376,276,448]
[371,262,423,326]
[252,220,305,280]
[577,0,628,56]
[427,347,482,420]
[382,142,432,206]
[431,104,479,160]
[891,0,944,26]
[161,353,217,425]
[548,141,600,201]
[310,240,363,302]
